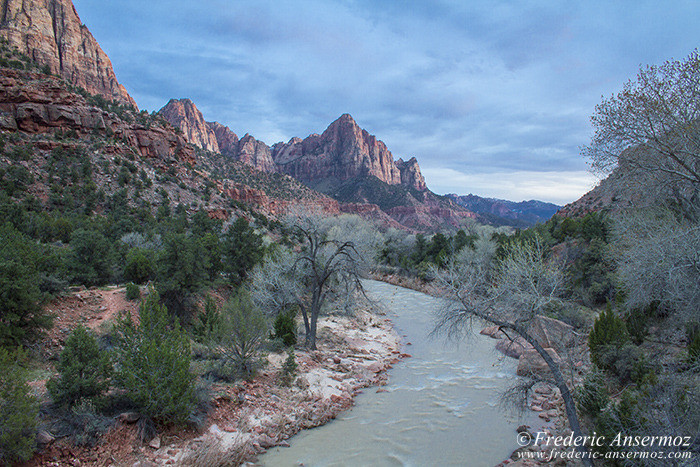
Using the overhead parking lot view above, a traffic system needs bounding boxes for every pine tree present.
[588,305,630,368]
[113,289,195,424]
[47,325,112,407]
[0,348,39,464]
[222,217,264,286]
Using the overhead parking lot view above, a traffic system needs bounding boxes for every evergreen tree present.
[221,217,264,286]
[0,222,50,347]
[588,305,630,369]
[157,233,209,320]
[47,325,111,407]
[113,289,195,424]
[68,229,112,286]
[0,348,39,464]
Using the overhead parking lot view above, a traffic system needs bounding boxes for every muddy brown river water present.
[261,280,537,466]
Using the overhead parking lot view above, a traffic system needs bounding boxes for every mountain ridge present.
[447,193,560,227]
[158,99,427,192]
[0,0,137,107]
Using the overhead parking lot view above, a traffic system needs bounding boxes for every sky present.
[71,0,699,205]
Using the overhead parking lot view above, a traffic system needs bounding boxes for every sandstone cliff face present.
[271,114,427,192]
[395,157,427,191]
[208,121,238,155]
[273,113,403,186]
[158,99,277,172]
[234,134,276,173]
[159,104,428,192]
[159,98,219,152]
[0,68,193,164]
[0,0,136,107]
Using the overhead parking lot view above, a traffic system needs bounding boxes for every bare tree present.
[612,207,700,325]
[433,236,592,465]
[250,209,366,349]
[583,49,700,211]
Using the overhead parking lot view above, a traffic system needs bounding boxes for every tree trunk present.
[300,306,311,347]
[519,327,593,467]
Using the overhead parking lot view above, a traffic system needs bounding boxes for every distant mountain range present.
[159,98,479,231]
[446,194,561,227]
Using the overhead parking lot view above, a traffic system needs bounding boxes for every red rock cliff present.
[272,114,399,185]
[272,114,427,191]
[159,98,219,152]
[0,0,136,108]
[0,68,193,164]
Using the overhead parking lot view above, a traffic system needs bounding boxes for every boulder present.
[148,436,161,449]
[526,316,573,353]
[517,348,562,378]
[496,337,532,359]
[36,429,55,445]
[480,325,504,339]
[118,412,140,423]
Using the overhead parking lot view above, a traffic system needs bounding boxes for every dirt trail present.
[42,286,140,356]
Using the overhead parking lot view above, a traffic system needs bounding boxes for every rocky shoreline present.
[31,305,404,466]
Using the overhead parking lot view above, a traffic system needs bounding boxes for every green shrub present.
[68,229,112,286]
[125,282,141,301]
[626,305,653,345]
[588,305,629,369]
[0,348,38,464]
[124,248,155,284]
[279,348,298,387]
[577,369,610,416]
[50,399,113,447]
[221,217,264,286]
[113,289,195,424]
[212,291,267,381]
[157,233,209,321]
[193,295,221,343]
[273,309,297,347]
[47,325,111,407]
[0,222,51,347]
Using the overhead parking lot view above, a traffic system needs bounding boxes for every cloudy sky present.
[72,0,699,204]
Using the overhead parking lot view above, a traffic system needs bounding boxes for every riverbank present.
[28,295,404,466]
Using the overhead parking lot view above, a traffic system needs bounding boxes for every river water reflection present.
[261,280,536,466]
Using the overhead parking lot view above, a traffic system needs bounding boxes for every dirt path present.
[42,286,140,357]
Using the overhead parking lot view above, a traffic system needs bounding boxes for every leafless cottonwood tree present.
[584,50,700,326]
[583,49,700,213]
[612,208,700,326]
[433,237,592,465]
[250,209,369,349]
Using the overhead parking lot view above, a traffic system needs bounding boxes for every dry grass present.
[180,435,253,467]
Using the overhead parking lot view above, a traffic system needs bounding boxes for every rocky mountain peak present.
[395,157,427,191]
[159,98,219,153]
[0,0,136,107]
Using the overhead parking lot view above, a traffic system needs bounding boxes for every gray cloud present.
[73,0,700,203]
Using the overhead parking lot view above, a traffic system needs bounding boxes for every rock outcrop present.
[234,133,276,173]
[158,99,277,173]
[159,104,428,192]
[272,114,428,192]
[208,121,239,155]
[395,157,426,191]
[0,68,193,164]
[273,114,401,185]
[386,204,477,230]
[0,0,136,107]
[159,98,219,152]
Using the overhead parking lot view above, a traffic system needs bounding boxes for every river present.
[261,279,537,466]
